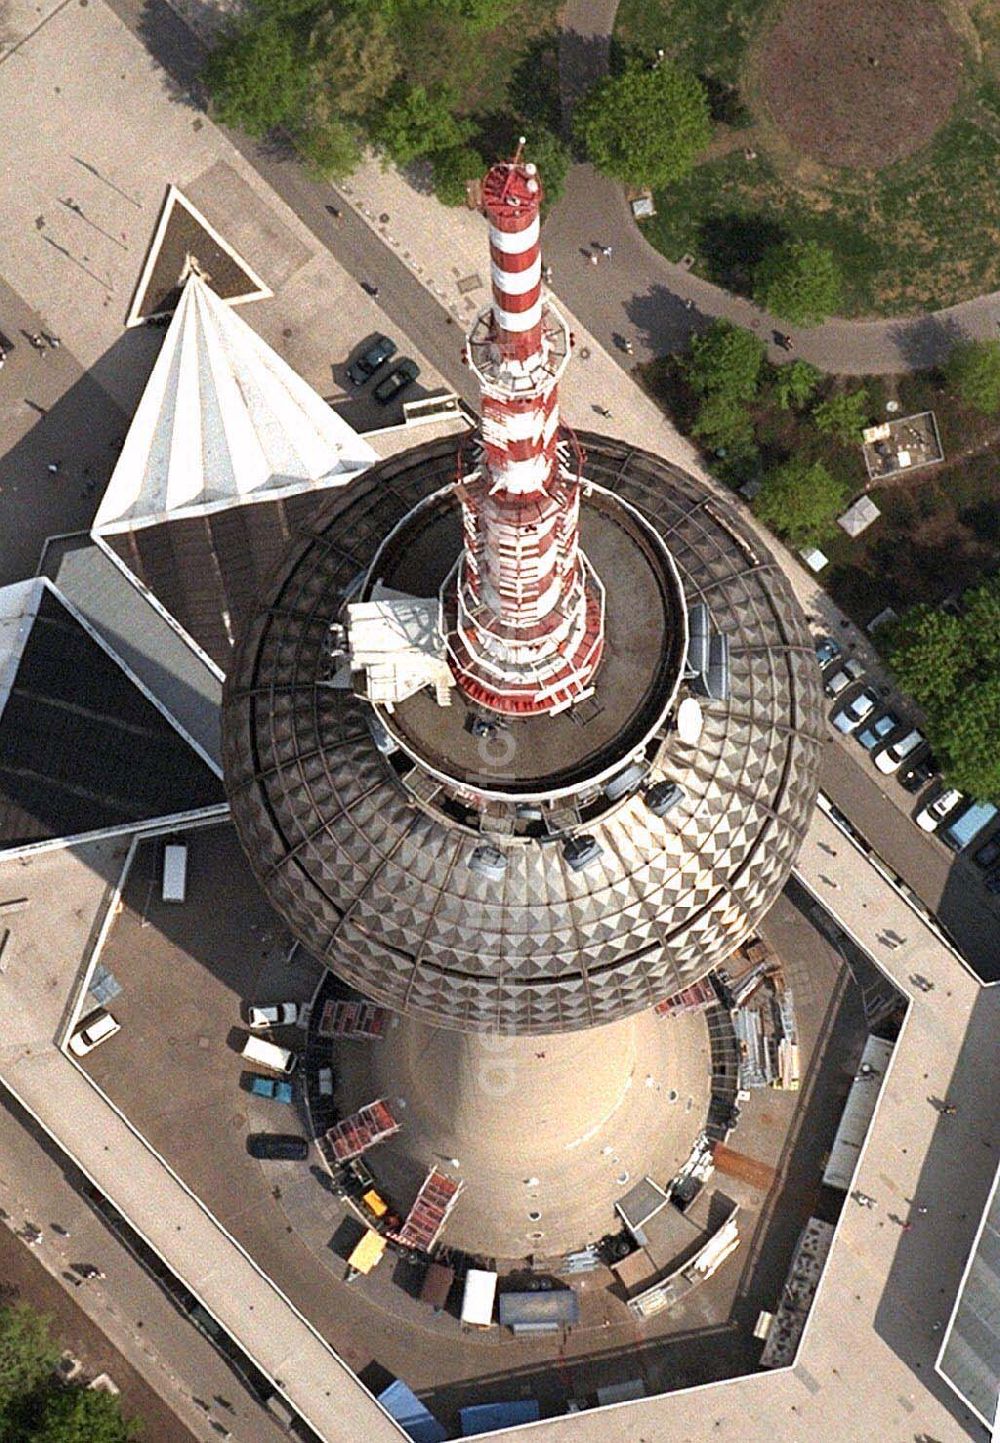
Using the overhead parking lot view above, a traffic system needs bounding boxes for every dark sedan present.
[374,358,419,406]
[247,1133,309,1161]
[347,334,396,386]
[898,750,939,794]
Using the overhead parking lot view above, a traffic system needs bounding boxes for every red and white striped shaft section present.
[483,159,543,363]
[451,153,605,715]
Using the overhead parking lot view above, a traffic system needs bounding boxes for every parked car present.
[824,656,864,698]
[347,334,396,386]
[246,1133,309,1162]
[832,686,879,734]
[247,1002,299,1029]
[874,726,925,774]
[68,1008,120,1057]
[813,636,842,669]
[915,787,964,833]
[898,750,938,794]
[974,833,1000,870]
[373,358,419,406]
[855,711,900,753]
[984,865,1000,895]
[249,1075,294,1104]
[940,800,999,853]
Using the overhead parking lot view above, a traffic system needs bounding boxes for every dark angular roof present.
[103,488,337,672]
[0,585,223,849]
[223,435,825,1036]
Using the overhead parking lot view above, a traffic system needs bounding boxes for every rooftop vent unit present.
[562,835,604,873]
[603,759,650,803]
[685,603,710,679]
[469,844,508,881]
[705,633,731,702]
[644,781,685,818]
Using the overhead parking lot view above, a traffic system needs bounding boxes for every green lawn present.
[614,2,1000,315]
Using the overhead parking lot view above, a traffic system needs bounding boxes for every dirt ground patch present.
[757,0,964,168]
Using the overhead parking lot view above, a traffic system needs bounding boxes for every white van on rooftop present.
[69,1008,121,1056]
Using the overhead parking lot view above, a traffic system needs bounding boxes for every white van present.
[162,842,188,903]
[242,1035,297,1075]
[460,1269,497,1327]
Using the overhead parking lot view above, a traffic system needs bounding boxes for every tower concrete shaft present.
[452,151,605,716]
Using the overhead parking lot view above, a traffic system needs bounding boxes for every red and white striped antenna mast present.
[445,142,605,716]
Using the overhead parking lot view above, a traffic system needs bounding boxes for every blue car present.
[813,636,842,669]
[249,1074,294,1104]
[855,711,900,752]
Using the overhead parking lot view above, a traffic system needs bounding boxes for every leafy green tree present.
[0,1303,58,1426]
[753,457,847,545]
[812,386,870,443]
[203,18,308,137]
[963,576,1000,667]
[308,10,399,118]
[772,359,820,411]
[573,61,711,189]
[686,321,766,402]
[432,145,483,205]
[940,676,1000,800]
[945,339,1000,414]
[373,82,473,166]
[525,126,571,213]
[691,392,755,452]
[754,239,842,326]
[295,116,362,180]
[884,605,965,710]
[27,1383,140,1443]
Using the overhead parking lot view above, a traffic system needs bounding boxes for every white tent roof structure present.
[94,273,377,535]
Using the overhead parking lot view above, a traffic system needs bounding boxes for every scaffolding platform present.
[317,999,390,1040]
[324,1099,399,1164]
[389,1168,463,1252]
[654,975,717,1018]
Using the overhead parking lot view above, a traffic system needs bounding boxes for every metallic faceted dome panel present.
[222,435,825,1035]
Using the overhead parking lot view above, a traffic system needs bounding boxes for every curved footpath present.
[552,0,1000,374]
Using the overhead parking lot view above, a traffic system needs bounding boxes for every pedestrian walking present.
[942,1104,957,1116]
[916,1205,928,1215]
[683,298,693,310]
[46,461,61,474]
[41,332,60,348]
[601,245,613,258]
[623,339,634,355]
[29,333,46,352]
[589,252,599,266]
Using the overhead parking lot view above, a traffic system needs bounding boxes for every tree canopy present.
[885,577,1000,799]
[685,320,766,402]
[573,61,711,189]
[0,1302,140,1441]
[944,339,1000,414]
[811,386,870,443]
[883,605,965,709]
[29,1386,140,1443]
[752,456,847,545]
[308,10,400,118]
[691,392,756,452]
[431,145,484,206]
[754,239,842,326]
[373,82,473,166]
[203,17,308,137]
[771,358,820,411]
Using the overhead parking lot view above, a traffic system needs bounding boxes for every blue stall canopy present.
[378,1378,447,1443]
[460,1399,541,1435]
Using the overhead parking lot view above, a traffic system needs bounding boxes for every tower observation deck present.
[222,149,825,1036]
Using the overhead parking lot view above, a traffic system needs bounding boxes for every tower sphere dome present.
[222,431,824,1035]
